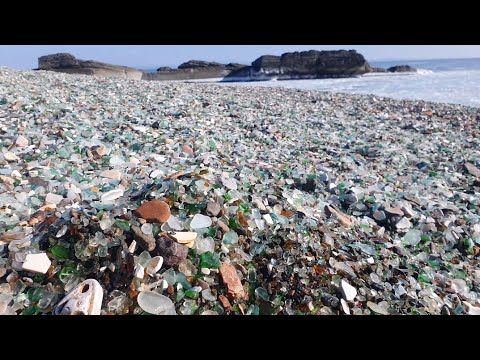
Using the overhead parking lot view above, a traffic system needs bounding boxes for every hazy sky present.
[0,45,479,70]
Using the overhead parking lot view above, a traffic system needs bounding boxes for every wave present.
[416,68,434,75]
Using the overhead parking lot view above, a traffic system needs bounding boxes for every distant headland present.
[35,50,417,82]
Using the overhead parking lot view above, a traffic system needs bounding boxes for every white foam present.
[217,69,480,108]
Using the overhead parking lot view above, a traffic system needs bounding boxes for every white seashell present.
[54,279,103,315]
[171,232,197,243]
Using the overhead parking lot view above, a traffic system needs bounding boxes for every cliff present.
[37,53,143,80]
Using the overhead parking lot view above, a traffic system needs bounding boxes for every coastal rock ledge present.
[224,50,372,81]
[37,53,143,80]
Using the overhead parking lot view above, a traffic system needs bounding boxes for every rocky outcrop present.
[224,50,371,81]
[387,65,417,73]
[178,60,224,69]
[370,67,387,73]
[143,61,246,81]
[37,53,143,80]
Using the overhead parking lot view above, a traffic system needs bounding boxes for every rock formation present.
[143,61,246,81]
[37,53,143,80]
[387,65,417,73]
[224,50,371,81]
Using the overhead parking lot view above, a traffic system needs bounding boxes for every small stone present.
[137,291,175,315]
[384,207,404,217]
[465,162,480,177]
[4,152,19,162]
[132,225,156,252]
[201,267,211,275]
[101,189,124,201]
[0,175,14,185]
[15,135,29,147]
[396,217,411,230]
[100,169,122,180]
[154,236,188,266]
[134,199,171,223]
[340,279,357,301]
[22,253,51,274]
[325,205,353,228]
[45,193,63,205]
[91,145,109,157]
[190,214,212,229]
[253,198,267,211]
[182,145,194,156]
[373,210,386,221]
[218,295,232,311]
[222,177,237,190]
[367,301,389,315]
[366,257,375,264]
[219,262,245,300]
[206,202,222,217]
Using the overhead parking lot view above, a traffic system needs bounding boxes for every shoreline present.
[1,68,480,315]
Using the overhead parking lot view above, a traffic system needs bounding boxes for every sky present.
[0,45,479,70]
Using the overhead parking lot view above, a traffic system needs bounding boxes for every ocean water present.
[216,58,480,108]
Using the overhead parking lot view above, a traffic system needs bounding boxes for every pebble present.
[219,262,245,300]
[340,279,357,301]
[45,193,64,205]
[4,152,19,162]
[2,68,480,316]
[101,189,124,201]
[137,291,175,315]
[100,169,122,180]
[190,214,212,229]
[15,135,29,147]
[134,199,171,223]
[206,202,222,217]
[22,253,51,274]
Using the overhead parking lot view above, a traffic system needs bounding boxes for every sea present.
[214,58,480,108]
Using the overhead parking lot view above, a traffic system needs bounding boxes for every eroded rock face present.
[144,61,246,81]
[387,65,417,73]
[37,53,143,80]
[226,49,371,80]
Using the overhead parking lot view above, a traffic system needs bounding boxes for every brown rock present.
[324,204,353,228]
[131,225,156,252]
[219,295,232,311]
[154,236,188,266]
[465,163,480,177]
[219,262,246,300]
[206,202,222,217]
[134,199,171,223]
[182,145,194,156]
[384,207,405,217]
